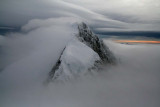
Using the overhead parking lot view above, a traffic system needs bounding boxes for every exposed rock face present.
[77,22,116,64]
[47,22,116,82]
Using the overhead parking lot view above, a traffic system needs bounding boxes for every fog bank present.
[0,18,160,107]
[1,40,160,107]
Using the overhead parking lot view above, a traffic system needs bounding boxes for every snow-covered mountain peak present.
[48,22,116,82]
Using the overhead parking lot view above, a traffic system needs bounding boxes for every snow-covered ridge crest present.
[48,22,116,82]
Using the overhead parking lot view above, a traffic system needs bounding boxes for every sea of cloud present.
[0,17,160,107]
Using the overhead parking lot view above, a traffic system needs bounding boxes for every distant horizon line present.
[95,31,160,38]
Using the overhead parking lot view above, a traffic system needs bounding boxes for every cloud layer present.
[1,0,160,33]
[0,1,160,106]
[1,38,160,107]
[0,15,160,107]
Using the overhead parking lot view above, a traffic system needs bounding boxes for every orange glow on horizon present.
[114,40,160,44]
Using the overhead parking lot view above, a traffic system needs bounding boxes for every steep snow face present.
[49,38,100,81]
[78,23,115,64]
[48,23,115,81]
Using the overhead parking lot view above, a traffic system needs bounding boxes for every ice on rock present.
[77,22,116,64]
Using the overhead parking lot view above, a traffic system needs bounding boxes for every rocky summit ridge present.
[47,22,116,82]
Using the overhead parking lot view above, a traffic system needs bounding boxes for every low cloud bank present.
[0,17,80,90]
[0,18,160,107]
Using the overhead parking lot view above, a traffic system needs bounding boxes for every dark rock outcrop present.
[77,22,116,64]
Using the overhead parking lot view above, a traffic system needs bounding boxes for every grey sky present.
[0,0,160,33]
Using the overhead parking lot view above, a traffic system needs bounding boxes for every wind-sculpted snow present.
[48,23,115,81]
[49,39,100,81]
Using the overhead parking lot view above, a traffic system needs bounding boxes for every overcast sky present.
[0,0,160,33]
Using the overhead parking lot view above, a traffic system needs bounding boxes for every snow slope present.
[52,38,100,81]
